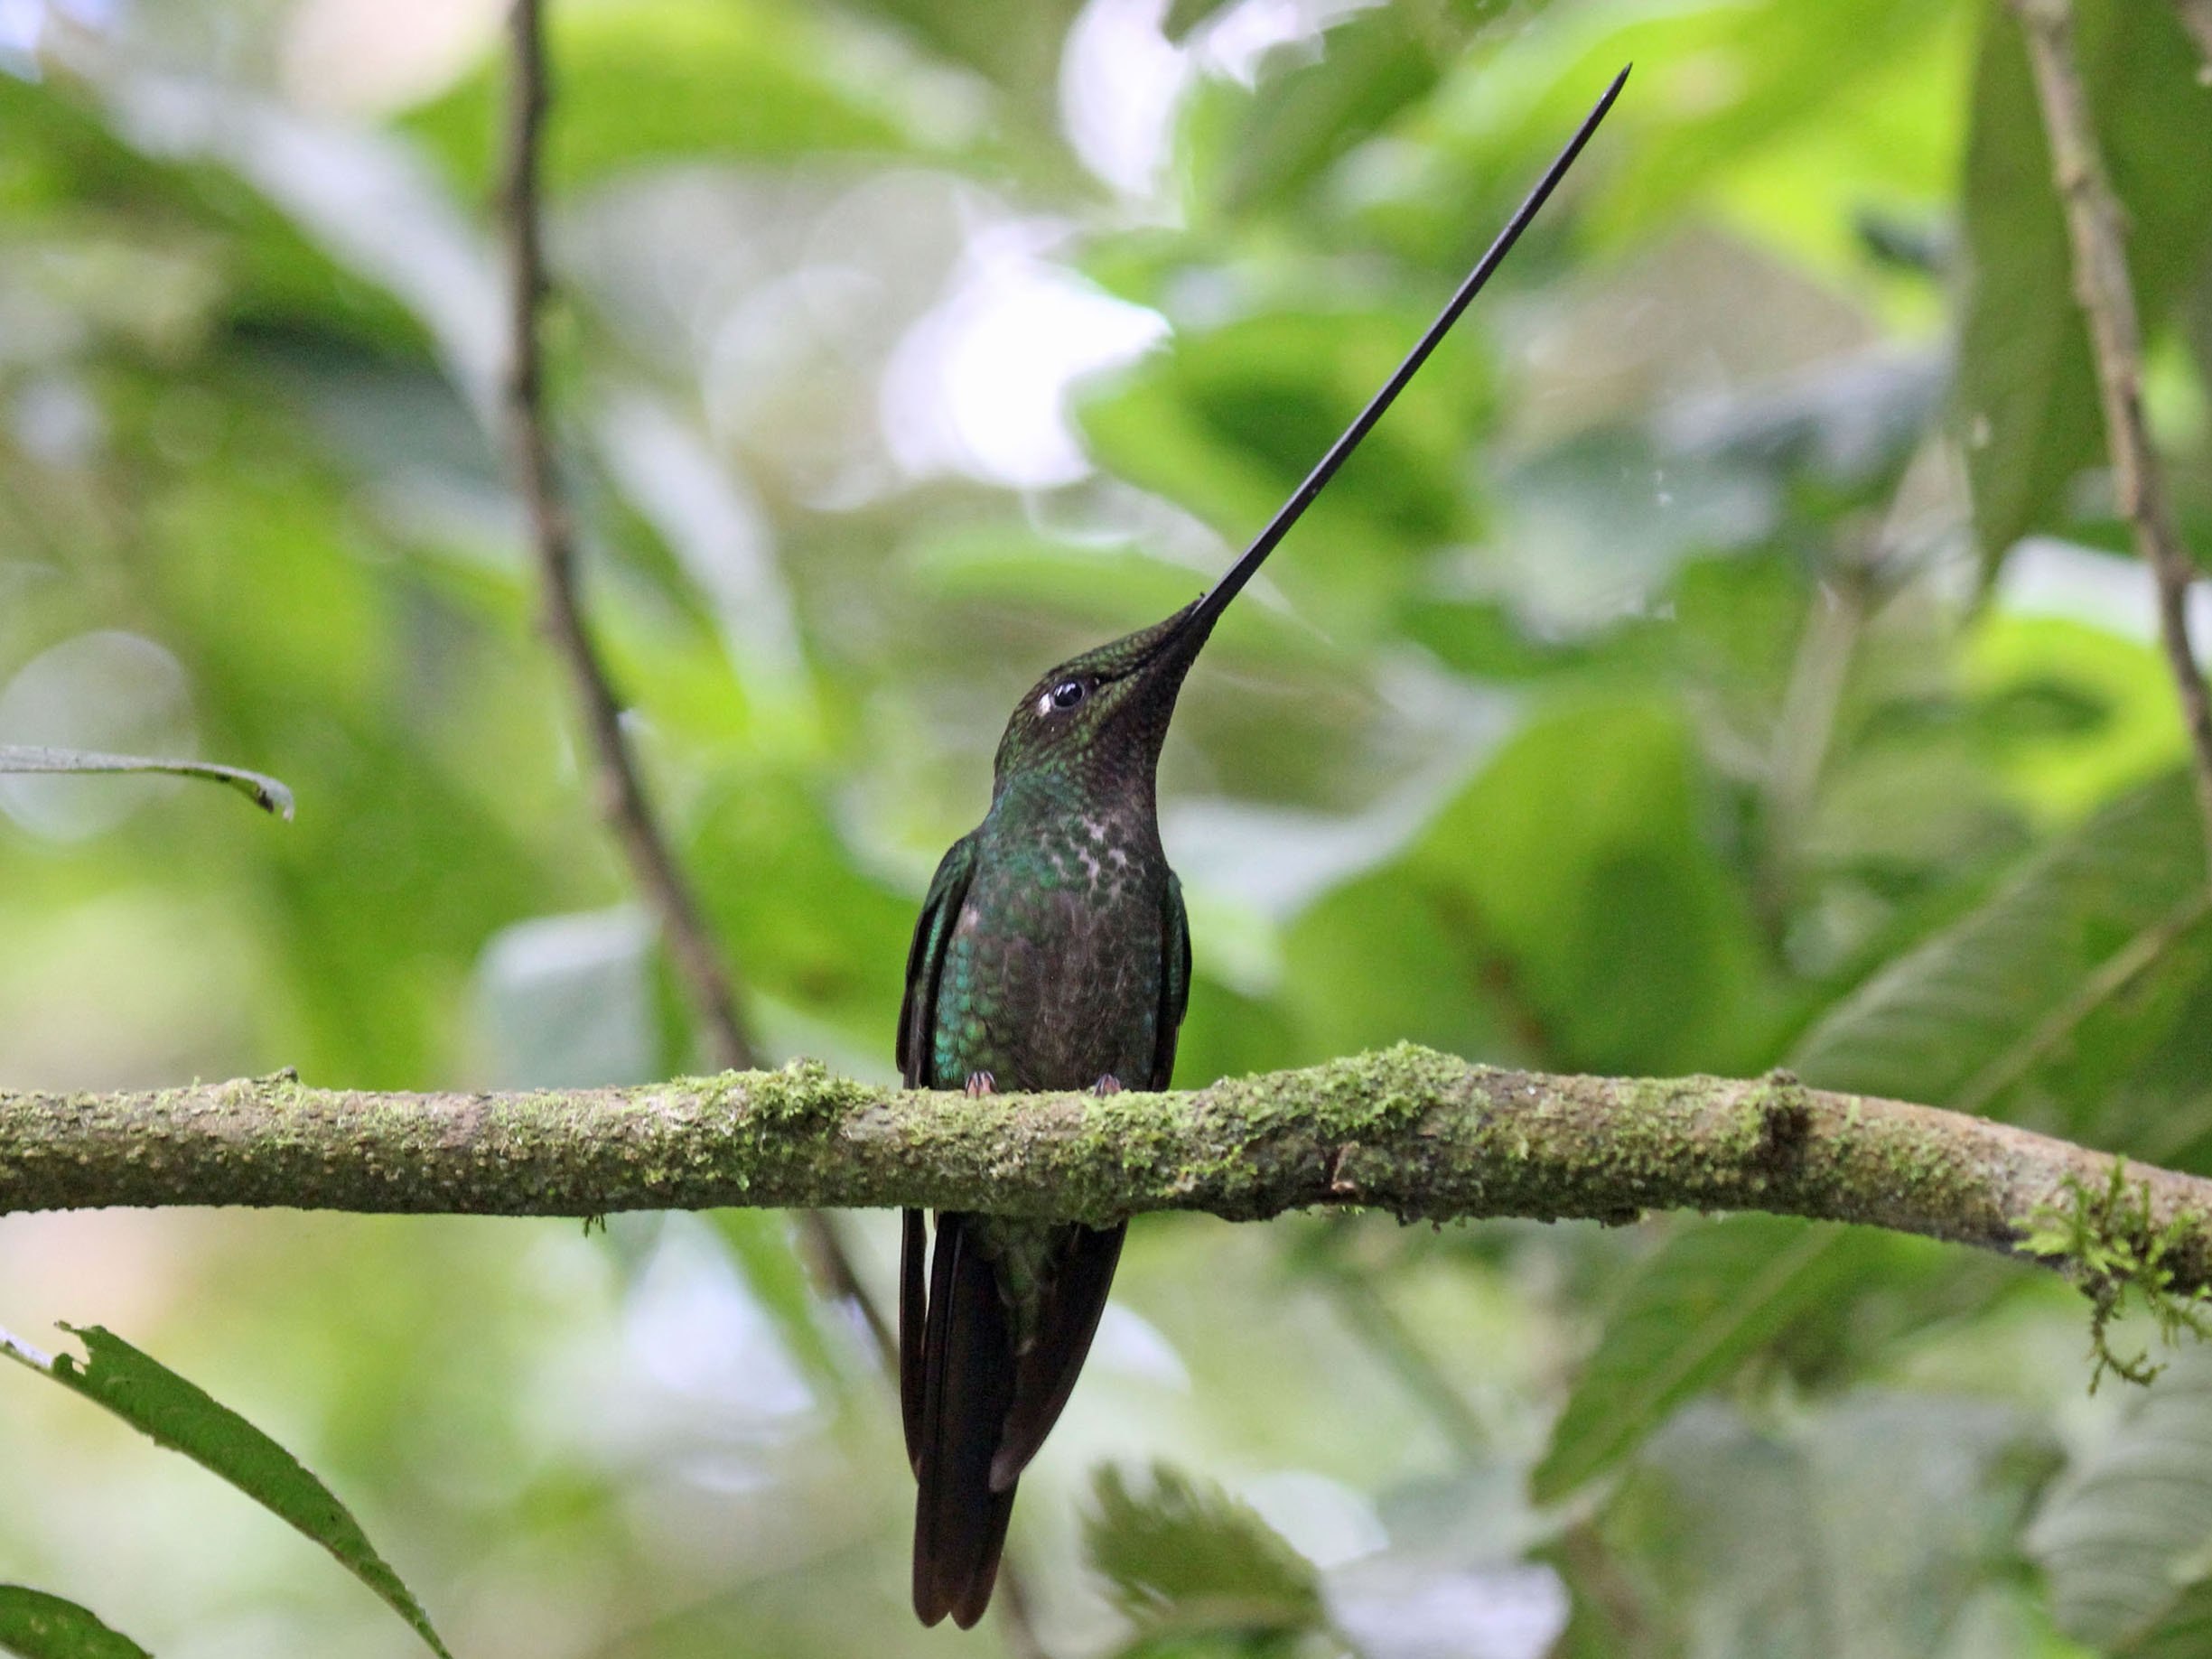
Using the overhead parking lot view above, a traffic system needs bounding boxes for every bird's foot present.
[1092,1074,1123,1095]
[965,1070,996,1097]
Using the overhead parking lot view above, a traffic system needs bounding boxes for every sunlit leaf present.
[0,1588,153,1659]
[1078,300,1492,632]
[0,746,293,819]
[1,1327,450,1659]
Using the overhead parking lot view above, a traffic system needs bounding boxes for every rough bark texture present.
[7,1048,2211,1295]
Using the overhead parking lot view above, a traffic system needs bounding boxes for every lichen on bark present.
[7,1047,2212,1321]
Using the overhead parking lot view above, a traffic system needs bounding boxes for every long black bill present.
[1168,63,1630,648]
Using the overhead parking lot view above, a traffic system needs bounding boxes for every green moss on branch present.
[8,1046,2212,1302]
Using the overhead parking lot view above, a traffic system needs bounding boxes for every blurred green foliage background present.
[4,0,2212,1654]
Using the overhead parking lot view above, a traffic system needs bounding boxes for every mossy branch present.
[6,1047,2212,1300]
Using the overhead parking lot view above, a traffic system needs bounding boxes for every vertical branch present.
[497,0,897,1366]
[2011,0,2212,881]
[499,0,760,1071]
[499,14,1056,1644]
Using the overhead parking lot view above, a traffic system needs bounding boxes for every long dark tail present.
[901,1209,1125,1627]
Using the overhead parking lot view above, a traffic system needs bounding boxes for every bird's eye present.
[1050,679,1087,710]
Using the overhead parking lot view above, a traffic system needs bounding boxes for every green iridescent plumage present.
[892,68,1628,1632]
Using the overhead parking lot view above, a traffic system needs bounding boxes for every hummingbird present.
[896,67,1629,1629]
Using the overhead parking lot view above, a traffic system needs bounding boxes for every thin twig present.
[499,0,759,1072]
[496,0,898,1371]
[2011,0,2212,881]
[494,5,1019,1642]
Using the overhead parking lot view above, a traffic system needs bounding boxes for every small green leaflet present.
[1085,1463,1323,1643]
[0,1326,447,1658]
[0,747,294,819]
[0,1587,152,1659]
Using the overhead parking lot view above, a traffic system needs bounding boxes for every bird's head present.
[987,61,1629,809]
[989,593,1219,802]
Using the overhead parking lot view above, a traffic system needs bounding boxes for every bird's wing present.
[1153,869,1191,1092]
[898,833,977,1472]
[896,833,978,1091]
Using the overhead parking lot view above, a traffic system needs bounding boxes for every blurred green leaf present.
[1086,1463,1324,1643]
[1532,1218,1886,1503]
[826,0,1086,159]
[4,1327,449,1659]
[1608,0,1955,238]
[1162,0,1239,46]
[1406,698,1776,1075]
[1788,771,2207,1111]
[1598,1393,2054,1659]
[688,762,915,1042]
[1281,866,1518,1066]
[2027,1347,2212,1648]
[1535,776,2210,1510]
[1079,300,1490,632]
[0,1588,152,1659]
[706,1210,850,1395]
[1956,0,2212,569]
[1182,8,1451,218]
[406,0,919,191]
[2117,1578,2212,1658]
[0,746,294,819]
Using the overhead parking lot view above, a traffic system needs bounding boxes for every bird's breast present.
[929,814,1169,1093]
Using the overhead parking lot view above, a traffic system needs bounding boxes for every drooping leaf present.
[1085,1463,1323,1640]
[1956,0,2212,571]
[0,746,294,819]
[1531,1217,1886,1503]
[2026,1347,2212,1648]
[1591,1393,2055,1659]
[2,1327,450,1659]
[0,1587,153,1659]
[1788,770,2207,1112]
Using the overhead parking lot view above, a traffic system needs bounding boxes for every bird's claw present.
[965,1071,996,1097]
[1092,1074,1123,1095]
